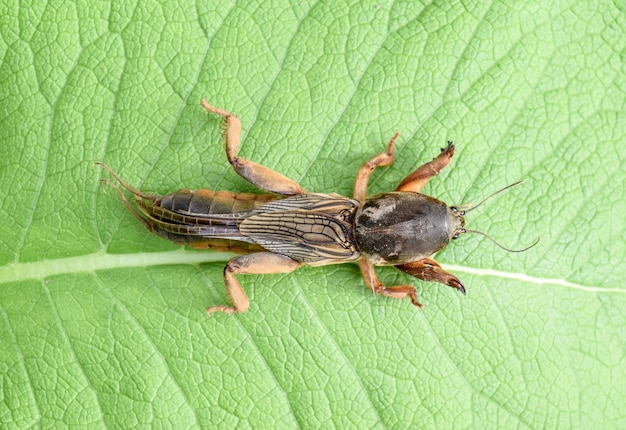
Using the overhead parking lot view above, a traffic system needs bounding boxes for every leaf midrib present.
[0,249,234,283]
[0,250,608,294]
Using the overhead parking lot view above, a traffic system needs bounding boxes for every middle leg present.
[357,259,424,308]
[353,132,399,201]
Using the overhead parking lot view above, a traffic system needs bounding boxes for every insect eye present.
[452,228,467,240]
[450,206,466,217]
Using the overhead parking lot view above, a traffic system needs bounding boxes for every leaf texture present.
[1,1,625,428]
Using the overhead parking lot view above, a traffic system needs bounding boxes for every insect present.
[97,100,537,314]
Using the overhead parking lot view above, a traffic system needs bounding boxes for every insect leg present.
[201,100,306,196]
[357,259,424,308]
[395,258,466,294]
[353,132,399,201]
[395,141,455,193]
[207,253,303,314]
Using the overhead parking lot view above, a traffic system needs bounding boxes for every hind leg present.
[207,253,303,314]
[201,100,306,195]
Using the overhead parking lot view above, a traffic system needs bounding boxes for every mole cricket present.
[97,100,537,314]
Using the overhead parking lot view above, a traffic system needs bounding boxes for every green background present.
[1,0,625,428]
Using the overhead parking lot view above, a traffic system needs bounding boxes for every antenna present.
[461,181,523,214]
[454,181,540,252]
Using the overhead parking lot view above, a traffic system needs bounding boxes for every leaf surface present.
[1,1,625,428]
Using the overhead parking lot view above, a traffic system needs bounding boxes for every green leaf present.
[1,0,625,428]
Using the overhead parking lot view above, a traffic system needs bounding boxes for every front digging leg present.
[208,253,303,314]
[357,259,424,309]
[201,99,306,195]
[395,141,455,193]
[395,258,466,295]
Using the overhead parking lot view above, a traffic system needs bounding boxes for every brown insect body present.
[355,192,464,265]
[98,100,499,314]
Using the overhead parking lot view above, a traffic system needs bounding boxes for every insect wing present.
[240,194,360,263]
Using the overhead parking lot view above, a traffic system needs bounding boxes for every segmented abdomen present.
[159,189,278,216]
[137,189,279,253]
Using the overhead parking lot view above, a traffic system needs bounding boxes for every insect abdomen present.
[137,190,279,254]
[159,189,278,215]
